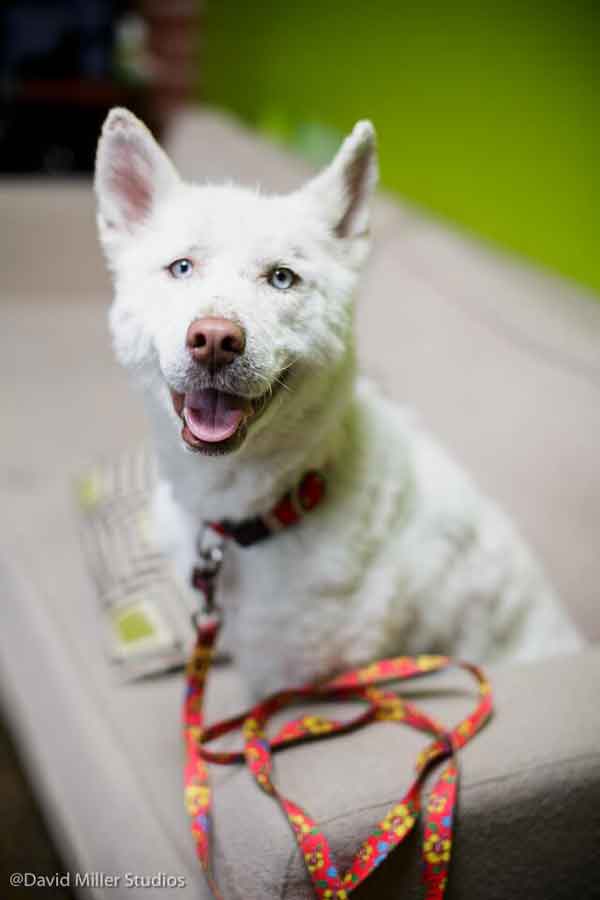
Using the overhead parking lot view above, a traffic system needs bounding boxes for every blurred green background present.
[203,1,599,294]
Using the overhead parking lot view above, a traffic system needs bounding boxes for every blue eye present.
[268,266,297,290]
[168,258,194,279]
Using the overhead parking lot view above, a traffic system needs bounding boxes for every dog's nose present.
[186,317,245,370]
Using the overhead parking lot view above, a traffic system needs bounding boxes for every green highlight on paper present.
[112,605,156,644]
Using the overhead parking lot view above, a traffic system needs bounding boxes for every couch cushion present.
[2,109,600,900]
[1,518,599,900]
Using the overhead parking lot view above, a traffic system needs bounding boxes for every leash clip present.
[190,523,225,620]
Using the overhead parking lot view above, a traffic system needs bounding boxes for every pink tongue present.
[184,389,244,443]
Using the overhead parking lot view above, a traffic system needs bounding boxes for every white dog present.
[95,108,581,696]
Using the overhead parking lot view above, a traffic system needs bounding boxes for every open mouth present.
[170,387,266,455]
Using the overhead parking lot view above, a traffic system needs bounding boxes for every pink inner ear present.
[108,135,154,228]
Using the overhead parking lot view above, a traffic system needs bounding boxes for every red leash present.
[183,474,493,899]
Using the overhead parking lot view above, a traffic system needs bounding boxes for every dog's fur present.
[95,108,581,696]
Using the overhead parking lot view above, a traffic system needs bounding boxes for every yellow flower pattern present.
[416,655,446,671]
[243,717,262,738]
[382,803,416,838]
[290,813,311,837]
[302,715,334,735]
[357,661,386,683]
[304,848,324,873]
[457,719,473,737]
[424,834,451,865]
[374,695,406,721]
[184,784,210,816]
[357,844,374,865]
[428,794,447,815]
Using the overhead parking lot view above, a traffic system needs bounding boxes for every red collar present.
[190,470,326,614]
[208,470,327,547]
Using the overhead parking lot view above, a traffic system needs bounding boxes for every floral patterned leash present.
[184,508,493,900]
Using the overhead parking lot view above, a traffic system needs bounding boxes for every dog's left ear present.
[305,120,378,239]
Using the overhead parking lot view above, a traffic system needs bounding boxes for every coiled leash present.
[183,472,493,899]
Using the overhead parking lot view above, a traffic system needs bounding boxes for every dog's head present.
[95,109,377,457]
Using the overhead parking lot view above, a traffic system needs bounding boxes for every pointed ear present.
[305,120,378,239]
[94,108,180,253]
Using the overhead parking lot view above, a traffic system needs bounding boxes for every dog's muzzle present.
[169,316,287,455]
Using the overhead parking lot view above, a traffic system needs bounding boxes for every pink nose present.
[186,317,245,370]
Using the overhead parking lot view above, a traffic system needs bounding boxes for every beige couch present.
[1,109,599,899]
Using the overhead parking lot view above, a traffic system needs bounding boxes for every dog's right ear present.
[95,108,180,258]
[303,120,378,241]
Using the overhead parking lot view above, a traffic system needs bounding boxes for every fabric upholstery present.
[1,109,599,899]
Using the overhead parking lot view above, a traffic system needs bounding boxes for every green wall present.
[203,2,599,294]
